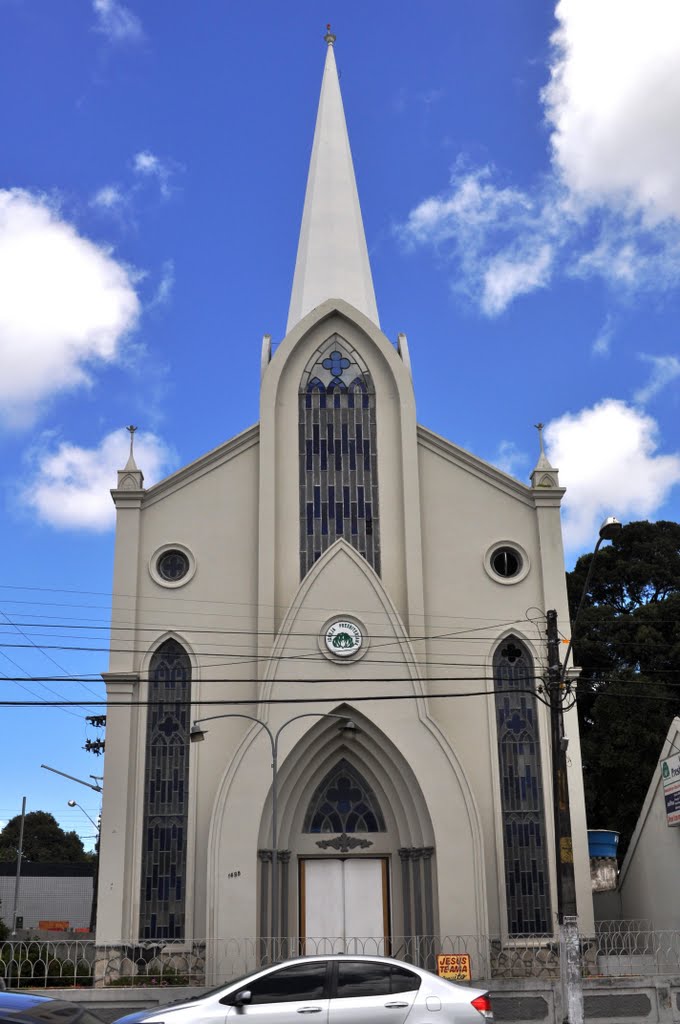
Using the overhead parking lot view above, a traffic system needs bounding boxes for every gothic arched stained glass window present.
[299,335,380,578]
[494,638,552,937]
[303,759,386,833]
[140,638,191,940]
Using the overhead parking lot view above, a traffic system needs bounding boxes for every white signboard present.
[660,752,680,827]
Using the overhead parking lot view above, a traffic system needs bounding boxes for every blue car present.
[0,992,106,1024]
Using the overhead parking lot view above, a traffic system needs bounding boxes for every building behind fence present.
[0,863,93,933]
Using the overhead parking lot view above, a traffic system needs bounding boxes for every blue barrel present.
[588,829,619,858]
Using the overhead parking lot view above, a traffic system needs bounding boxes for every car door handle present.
[297,1009,322,1014]
[384,1003,409,1009]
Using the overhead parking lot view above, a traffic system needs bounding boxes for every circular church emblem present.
[325,619,363,658]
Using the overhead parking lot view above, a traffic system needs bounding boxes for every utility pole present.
[11,797,26,936]
[547,610,582,1024]
[545,517,622,1024]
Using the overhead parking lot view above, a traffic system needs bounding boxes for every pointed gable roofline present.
[287,30,379,334]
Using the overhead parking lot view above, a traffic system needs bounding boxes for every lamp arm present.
[192,713,274,752]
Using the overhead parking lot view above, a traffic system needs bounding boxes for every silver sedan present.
[114,954,493,1024]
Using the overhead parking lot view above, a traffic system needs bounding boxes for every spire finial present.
[287,28,379,333]
[116,424,144,491]
[324,23,336,46]
[530,421,559,488]
[126,424,137,460]
[534,422,545,457]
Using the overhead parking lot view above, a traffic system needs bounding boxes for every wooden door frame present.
[298,856,391,953]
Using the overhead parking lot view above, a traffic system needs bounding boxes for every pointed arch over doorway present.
[303,757,386,834]
[256,709,437,961]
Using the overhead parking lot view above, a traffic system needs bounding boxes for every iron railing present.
[1,925,679,988]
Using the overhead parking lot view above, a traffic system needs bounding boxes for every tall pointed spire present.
[287,28,379,333]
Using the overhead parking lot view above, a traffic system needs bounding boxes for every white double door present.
[301,858,388,954]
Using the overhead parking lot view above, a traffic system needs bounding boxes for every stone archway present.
[256,709,438,964]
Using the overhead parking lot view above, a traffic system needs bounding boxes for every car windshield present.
[190,969,266,1000]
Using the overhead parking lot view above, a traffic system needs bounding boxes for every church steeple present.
[286,29,379,334]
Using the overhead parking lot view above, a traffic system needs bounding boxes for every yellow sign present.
[436,953,471,981]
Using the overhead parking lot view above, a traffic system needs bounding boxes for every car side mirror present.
[233,990,252,1007]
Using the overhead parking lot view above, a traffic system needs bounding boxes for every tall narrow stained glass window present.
[303,758,386,833]
[140,639,191,939]
[494,638,552,937]
[299,335,380,578]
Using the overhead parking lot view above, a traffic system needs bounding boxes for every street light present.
[67,800,101,934]
[560,516,622,687]
[190,711,357,954]
[67,799,99,831]
[547,514,622,1024]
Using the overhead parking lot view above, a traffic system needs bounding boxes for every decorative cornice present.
[142,424,259,506]
[110,488,145,509]
[101,672,138,697]
[416,425,535,506]
[316,833,373,853]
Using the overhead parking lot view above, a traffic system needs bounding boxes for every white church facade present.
[97,34,594,973]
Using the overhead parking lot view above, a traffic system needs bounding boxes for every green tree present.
[567,519,680,858]
[0,810,90,863]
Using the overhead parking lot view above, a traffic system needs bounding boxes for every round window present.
[491,546,522,579]
[157,549,190,582]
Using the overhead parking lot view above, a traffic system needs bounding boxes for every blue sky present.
[1,0,679,850]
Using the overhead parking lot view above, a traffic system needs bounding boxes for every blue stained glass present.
[304,759,386,834]
[322,351,351,376]
[140,640,190,940]
[494,638,551,937]
[299,343,380,577]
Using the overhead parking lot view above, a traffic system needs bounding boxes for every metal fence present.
[590,920,680,977]
[1,925,679,988]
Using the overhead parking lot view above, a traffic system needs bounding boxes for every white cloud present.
[492,440,529,477]
[151,260,175,307]
[397,1,680,312]
[400,165,531,247]
[398,166,561,314]
[93,0,143,43]
[634,353,680,404]
[482,245,553,316]
[23,429,175,531]
[90,185,126,211]
[133,151,174,199]
[592,315,615,356]
[543,0,680,224]
[545,399,680,550]
[0,189,140,428]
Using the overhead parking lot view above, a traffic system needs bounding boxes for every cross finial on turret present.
[116,424,144,491]
[324,23,336,46]
[534,422,545,457]
[531,421,559,488]
[126,424,137,460]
